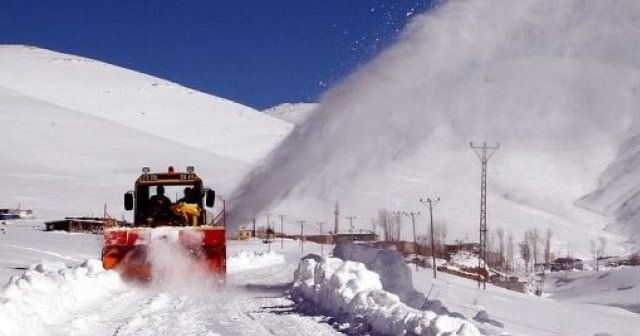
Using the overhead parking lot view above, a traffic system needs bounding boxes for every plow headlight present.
[142,166,150,174]
[187,166,195,173]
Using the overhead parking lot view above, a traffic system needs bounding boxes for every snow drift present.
[333,242,433,310]
[291,255,481,336]
[0,260,124,336]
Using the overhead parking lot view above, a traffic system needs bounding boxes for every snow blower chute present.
[102,166,226,280]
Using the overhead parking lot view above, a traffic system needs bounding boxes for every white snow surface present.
[449,251,482,270]
[263,103,317,125]
[332,242,430,309]
[292,255,481,336]
[0,45,292,165]
[2,222,640,335]
[0,222,341,336]
[1,0,640,332]
[226,250,286,273]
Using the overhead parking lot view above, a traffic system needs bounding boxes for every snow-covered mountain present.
[580,135,640,239]
[0,45,292,220]
[263,103,317,125]
[0,45,292,165]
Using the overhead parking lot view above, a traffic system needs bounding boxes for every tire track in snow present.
[0,243,81,262]
[38,270,339,336]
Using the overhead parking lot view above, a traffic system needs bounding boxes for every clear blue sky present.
[1,1,435,110]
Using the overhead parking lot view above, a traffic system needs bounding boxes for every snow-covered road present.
[0,222,339,336]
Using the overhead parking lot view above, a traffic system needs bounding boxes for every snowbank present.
[0,260,124,336]
[333,243,435,310]
[545,267,640,313]
[227,250,286,273]
[291,255,481,336]
[449,251,482,270]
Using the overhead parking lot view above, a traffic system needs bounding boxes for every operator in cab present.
[149,185,171,219]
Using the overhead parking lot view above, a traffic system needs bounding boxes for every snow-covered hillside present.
[263,103,317,125]
[0,45,296,220]
[580,135,640,240]
[0,85,253,220]
[0,45,292,165]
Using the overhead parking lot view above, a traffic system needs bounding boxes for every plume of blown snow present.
[226,0,640,230]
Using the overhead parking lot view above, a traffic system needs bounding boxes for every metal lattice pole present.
[470,142,499,289]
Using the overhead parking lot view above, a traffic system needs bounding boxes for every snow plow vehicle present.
[102,166,225,281]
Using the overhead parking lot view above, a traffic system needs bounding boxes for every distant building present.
[16,209,34,219]
[550,257,583,271]
[305,234,334,244]
[45,216,119,234]
[0,208,34,220]
[0,209,20,220]
[233,229,253,240]
[334,232,378,244]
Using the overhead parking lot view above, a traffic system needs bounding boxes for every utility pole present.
[278,214,285,250]
[392,211,403,242]
[346,215,357,241]
[266,213,273,252]
[470,141,500,289]
[298,220,306,254]
[334,202,340,235]
[317,222,325,256]
[252,218,256,238]
[402,211,421,271]
[420,197,440,279]
[222,199,226,227]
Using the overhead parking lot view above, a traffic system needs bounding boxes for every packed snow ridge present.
[291,243,482,335]
[0,249,288,336]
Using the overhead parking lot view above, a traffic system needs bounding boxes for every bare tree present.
[394,211,402,241]
[519,239,531,273]
[438,221,448,257]
[591,237,607,272]
[370,218,378,236]
[507,233,514,273]
[497,228,505,271]
[378,209,401,241]
[590,239,599,272]
[426,220,445,257]
[378,209,390,241]
[544,228,553,270]
[599,236,607,258]
[527,229,540,270]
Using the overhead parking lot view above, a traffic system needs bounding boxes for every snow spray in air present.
[145,227,220,291]
[226,0,640,230]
